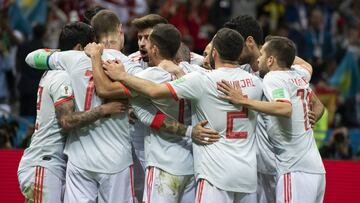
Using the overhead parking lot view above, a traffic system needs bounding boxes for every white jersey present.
[167,68,263,193]
[128,51,150,154]
[263,65,325,175]
[130,67,193,175]
[240,64,277,175]
[190,52,204,66]
[18,70,73,179]
[47,49,143,173]
[127,52,204,150]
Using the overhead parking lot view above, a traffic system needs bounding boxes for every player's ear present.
[117,24,123,34]
[246,36,255,49]
[267,56,274,67]
[73,43,82,51]
[153,44,159,56]
[212,47,220,60]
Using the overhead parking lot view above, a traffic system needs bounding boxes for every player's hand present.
[308,110,316,128]
[100,100,128,117]
[84,42,104,57]
[192,120,220,145]
[103,60,127,81]
[217,80,246,105]
[159,59,186,79]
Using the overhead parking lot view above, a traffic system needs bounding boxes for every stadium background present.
[0,0,359,202]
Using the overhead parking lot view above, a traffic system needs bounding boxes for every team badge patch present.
[272,88,285,99]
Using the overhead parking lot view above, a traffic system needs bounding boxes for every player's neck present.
[153,56,166,67]
[215,60,238,69]
[249,57,259,72]
[271,65,289,71]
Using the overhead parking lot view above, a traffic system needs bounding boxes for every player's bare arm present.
[158,59,186,78]
[217,80,292,118]
[104,61,172,99]
[84,42,130,99]
[158,117,220,145]
[308,91,325,126]
[55,99,127,132]
[293,56,313,75]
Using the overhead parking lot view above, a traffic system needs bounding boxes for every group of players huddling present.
[17,6,326,203]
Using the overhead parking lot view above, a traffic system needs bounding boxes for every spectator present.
[302,7,335,83]
[15,24,46,147]
[320,127,353,159]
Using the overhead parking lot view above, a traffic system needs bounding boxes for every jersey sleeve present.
[48,51,83,73]
[166,71,204,101]
[131,97,165,130]
[103,50,143,75]
[292,64,311,82]
[190,52,204,66]
[179,61,207,74]
[135,67,171,83]
[263,73,291,104]
[25,49,57,70]
[49,72,74,107]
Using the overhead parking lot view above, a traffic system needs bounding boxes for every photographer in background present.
[320,127,353,160]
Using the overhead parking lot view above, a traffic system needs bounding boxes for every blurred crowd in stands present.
[0,0,359,159]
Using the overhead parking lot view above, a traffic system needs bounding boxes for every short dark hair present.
[264,36,296,68]
[83,5,105,25]
[212,28,244,62]
[91,10,120,39]
[150,24,181,59]
[175,42,191,63]
[58,22,95,51]
[132,14,168,30]
[223,15,263,46]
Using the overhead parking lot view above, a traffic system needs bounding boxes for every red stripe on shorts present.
[130,165,135,203]
[39,167,45,203]
[34,166,39,203]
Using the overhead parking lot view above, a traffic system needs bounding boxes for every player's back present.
[49,49,142,173]
[18,70,71,177]
[134,66,193,175]
[263,66,325,175]
[240,64,277,175]
[177,67,263,192]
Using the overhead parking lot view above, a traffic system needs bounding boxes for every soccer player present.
[104,28,263,203]
[26,10,215,202]
[217,36,326,203]
[17,22,125,203]
[86,23,211,203]
[25,10,143,202]
[223,15,325,203]
[128,14,169,174]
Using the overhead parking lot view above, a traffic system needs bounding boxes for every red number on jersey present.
[226,105,249,139]
[178,99,185,124]
[297,89,311,131]
[84,70,94,111]
[36,86,44,110]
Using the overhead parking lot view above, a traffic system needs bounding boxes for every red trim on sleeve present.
[150,111,166,130]
[54,95,74,107]
[119,83,132,98]
[165,83,179,101]
[275,99,292,106]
